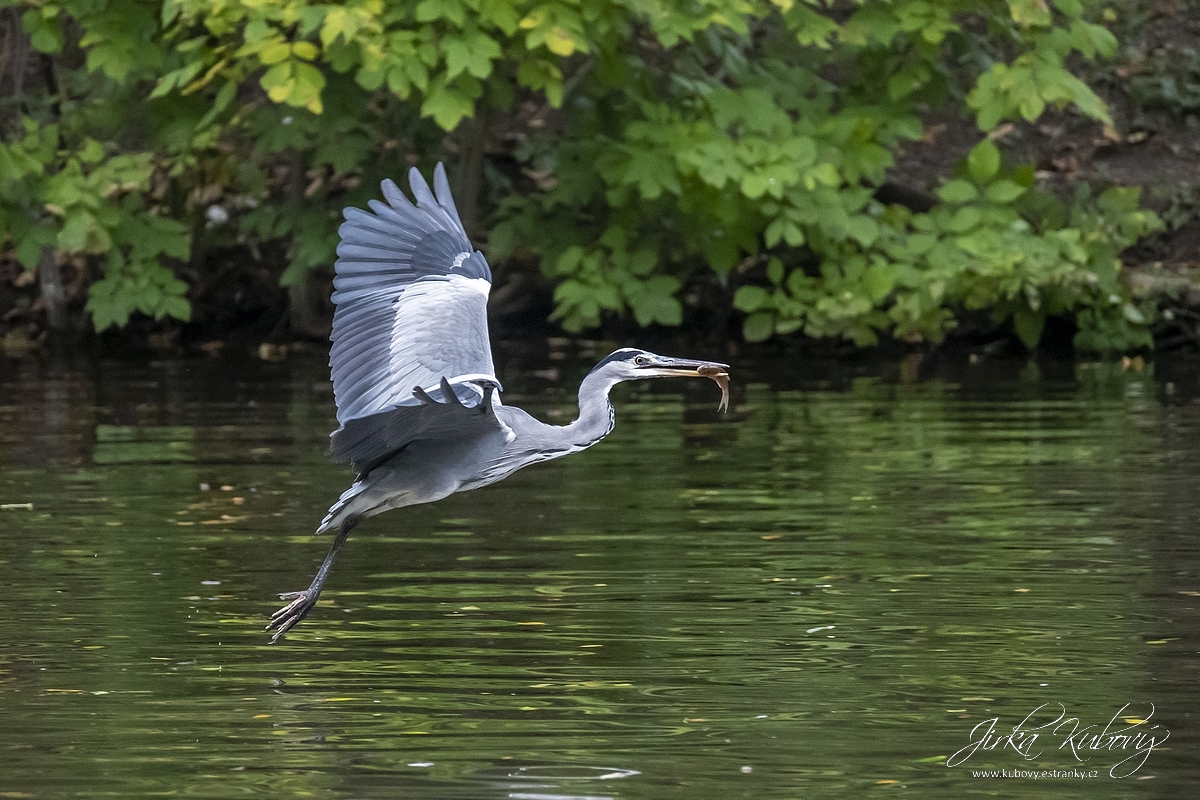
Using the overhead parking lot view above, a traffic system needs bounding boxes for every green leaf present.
[733,286,769,313]
[417,0,466,26]
[291,62,327,113]
[79,139,106,164]
[150,61,203,98]
[775,317,803,335]
[1019,92,1045,122]
[945,207,983,233]
[1011,0,1052,26]
[845,216,879,247]
[984,180,1026,204]
[705,237,740,274]
[162,0,182,27]
[1013,305,1045,349]
[937,179,978,204]
[196,80,238,130]
[442,36,472,79]
[444,32,501,80]
[516,58,563,106]
[766,258,784,285]
[629,248,657,276]
[741,172,770,200]
[743,311,776,342]
[975,101,1004,132]
[863,263,896,303]
[292,41,319,61]
[554,245,585,276]
[809,163,840,188]
[1053,0,1083,17]
[628,275,682,326]
[1122,303,1146,325]
[421,74,480,130]
[162,294,192,322]
[258,40,293,66]
[14,227,55,271]
[57,210,111,254]
[967,139,1001,184]
[86,43,134,82]
[23,10,63,54]
[260,61,294,99]
[621,149,680,200]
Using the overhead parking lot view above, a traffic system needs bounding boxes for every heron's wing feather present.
[329,163,496,425]
[330,379,511,475]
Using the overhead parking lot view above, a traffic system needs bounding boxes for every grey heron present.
[267,163,730,641]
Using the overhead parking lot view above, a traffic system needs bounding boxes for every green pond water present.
[1,348,1198,798]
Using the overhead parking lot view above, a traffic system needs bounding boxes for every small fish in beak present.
[633,355,731,412]
[698,365,730,413]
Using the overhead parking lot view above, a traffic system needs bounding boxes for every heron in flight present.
[267,163,730,641]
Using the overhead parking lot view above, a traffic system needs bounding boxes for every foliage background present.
[1,0,1197,353]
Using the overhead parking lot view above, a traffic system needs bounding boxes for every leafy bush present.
[0,116,190,331]
[488,0,1161,351]
[733,140,1161,349]
[0,0,1166,350]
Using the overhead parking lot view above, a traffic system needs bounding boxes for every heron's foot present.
[266,588,320,643]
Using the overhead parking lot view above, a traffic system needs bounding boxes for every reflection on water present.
[1,351,1198,797]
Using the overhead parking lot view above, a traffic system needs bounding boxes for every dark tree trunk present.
[38,247,69,333]
[284,149,330,339]
[287,270,329,340]
[454,109,488,238]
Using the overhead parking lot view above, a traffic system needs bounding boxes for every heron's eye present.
[634,355,648,366]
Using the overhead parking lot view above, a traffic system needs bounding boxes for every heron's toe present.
[266,590,318,642]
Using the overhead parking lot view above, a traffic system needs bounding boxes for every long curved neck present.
[562,369,617,449]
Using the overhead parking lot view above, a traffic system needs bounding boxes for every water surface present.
[1,349,1198,797]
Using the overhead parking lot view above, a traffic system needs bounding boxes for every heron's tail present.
[316,480,369,535]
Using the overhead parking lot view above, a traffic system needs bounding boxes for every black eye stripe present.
[588,348,647,375]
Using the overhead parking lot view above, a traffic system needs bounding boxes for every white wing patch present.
[459,275,490,297]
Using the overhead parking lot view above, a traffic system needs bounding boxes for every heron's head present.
[589,348,730,411]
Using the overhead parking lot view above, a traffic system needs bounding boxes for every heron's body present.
[267,164,729,641]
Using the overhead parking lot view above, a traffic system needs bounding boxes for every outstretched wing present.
[329,162,497,426]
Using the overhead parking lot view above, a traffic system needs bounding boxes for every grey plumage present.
[267,164,730,641]
[329,163,492,425]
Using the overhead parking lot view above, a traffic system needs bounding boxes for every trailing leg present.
[267,514,360,642]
